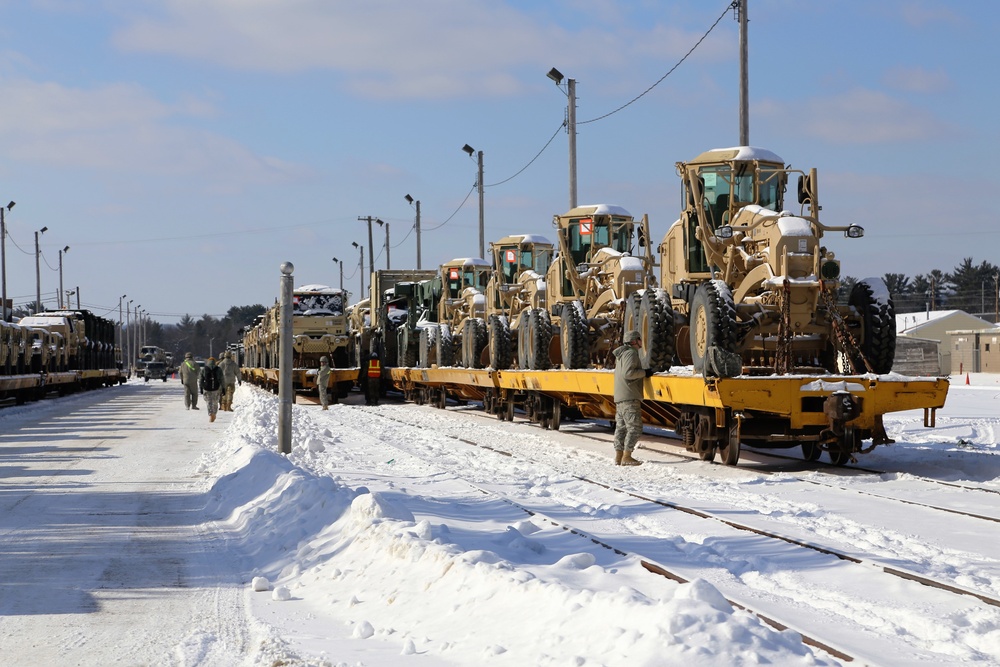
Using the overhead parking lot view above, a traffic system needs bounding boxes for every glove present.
[200,389,204,395]
[645,368,655,377]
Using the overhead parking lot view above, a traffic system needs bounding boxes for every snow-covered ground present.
[1,373,998,666]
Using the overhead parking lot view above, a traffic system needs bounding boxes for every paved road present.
[0,381,252,665]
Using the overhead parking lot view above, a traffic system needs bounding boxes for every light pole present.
[359,216,385,271]
[58,246,69,309]
[119,294,126,367]
[331,257,344,294]
[462,145,485,258]
[65,289,75,311]
[352,241,364,298]
[547,67,577,209]
[127,299,133,371]
[134,304,141,369]
[1,201,14,320]
[35,226,48,313]
[405,194,420,269]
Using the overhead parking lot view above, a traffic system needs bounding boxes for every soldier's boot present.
[322,405,328,410]
[210,413,216,423]
[614,450,623,465]
[620,450,642,466]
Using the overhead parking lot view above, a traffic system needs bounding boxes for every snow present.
[574,204,633,218]
[1,374,999,665]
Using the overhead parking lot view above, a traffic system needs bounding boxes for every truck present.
[366,269,437,367]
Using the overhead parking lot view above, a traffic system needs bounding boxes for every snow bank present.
[191,386,833,666]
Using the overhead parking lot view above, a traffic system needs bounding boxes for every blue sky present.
[0,1,995,324]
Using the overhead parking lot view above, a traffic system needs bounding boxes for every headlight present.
[821,260,841,279]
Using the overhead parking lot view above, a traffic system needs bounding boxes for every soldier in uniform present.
[611,331,653,465]
[179,352,200,410]
[317,356,331,410]
[218,350,240,411]
[199,356,225,422]
[365,351,381,406]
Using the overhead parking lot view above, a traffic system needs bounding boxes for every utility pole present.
[35,226,48,313]
[738,0,749,146]
[360,216,376,273]
[384,222,391,269]
[1,201,14,320]
[405,195,421,269]
[547,68,578,209]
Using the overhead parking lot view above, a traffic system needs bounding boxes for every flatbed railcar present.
[388,366,949,466]
[242,366,360,403]
[0,368,125,405]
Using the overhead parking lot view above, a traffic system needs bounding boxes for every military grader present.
[417,257,490,368]
[657,146,896,378]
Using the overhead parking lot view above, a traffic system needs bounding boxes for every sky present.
[1,0,997,325]
[2,375,999,664]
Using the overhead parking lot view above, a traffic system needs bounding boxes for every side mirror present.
[797,175,812,204]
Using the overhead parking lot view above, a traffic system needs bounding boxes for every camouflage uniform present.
[179,354,200,409]
[317,356,331,409]
[199,357,224,422]
[612,331,648,464]
[218,352,240,411]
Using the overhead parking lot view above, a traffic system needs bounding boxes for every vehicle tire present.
[690,280,738,375]
[383,322,399,367]
[560,301,589,369]
[437,324,454,367]
[419,325,438,368]
[624,288,675,372]
[463,318,487,369]
[849,278,896,374]
[520,308,552,370]
[488,315,512,370]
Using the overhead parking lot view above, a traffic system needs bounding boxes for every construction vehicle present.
[367,269,436,367]
[536,205,661,370]
[658,146,896,378]
[416,257,490,368]
[469,234,554,370]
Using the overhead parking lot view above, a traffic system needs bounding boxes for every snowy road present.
[0,384,296,665]
[1,378,998,666]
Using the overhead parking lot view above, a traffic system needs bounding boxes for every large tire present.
[437,324,454,367]
[559,301,589,369]
[418,325,438,368]
[488,315,512,370]
[624,288,675,372]
[849,278,896,374]
[689,280,738,375]
[519,309,552,370]
[462,318,487,369]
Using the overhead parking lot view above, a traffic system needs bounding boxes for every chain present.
[774,279,792,374]
[820,284,872,374]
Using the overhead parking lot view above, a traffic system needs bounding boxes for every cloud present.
[881,66,951,94]
[898,3,963,28]
[0,77,309,191]
[756,88,953,144]
[111,0,730,100]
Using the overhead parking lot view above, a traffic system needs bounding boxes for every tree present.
[946,257,1000,315]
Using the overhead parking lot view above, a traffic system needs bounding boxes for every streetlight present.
[127,299,133,371]
[405,194,420,269]
[358,216,385,271]
[1,200,14,320]
[119,294,126,368]
[35,226,48,313]
[352,241,364,298]
[58,246,69,309]
[331,257,344,294]
[461,145,485,258]
[547,67,577,209]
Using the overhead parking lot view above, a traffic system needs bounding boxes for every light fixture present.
[546,67,564,85]
[40,226,48,234]
[462,144,474,156]
[404,194,413,204]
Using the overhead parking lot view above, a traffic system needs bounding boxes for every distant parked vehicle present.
[144,361,168,382]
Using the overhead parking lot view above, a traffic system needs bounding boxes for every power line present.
[580,1,736,125]
[485,121,566,188]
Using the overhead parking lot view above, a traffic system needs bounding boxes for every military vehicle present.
[657,146,895,377]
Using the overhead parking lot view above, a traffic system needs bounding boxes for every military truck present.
[143,361,168,382]
[657,146,895,377]
[367,269,437,367]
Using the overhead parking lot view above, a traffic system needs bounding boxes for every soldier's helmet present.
[185,352,193,359]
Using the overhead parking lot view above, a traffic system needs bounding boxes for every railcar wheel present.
[505,398,515,422]
[801,442,822,461]
[699,448,716,462]
[718,419,741,466]
[690,280,738,376]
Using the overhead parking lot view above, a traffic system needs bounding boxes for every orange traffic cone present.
[966,373,970,385]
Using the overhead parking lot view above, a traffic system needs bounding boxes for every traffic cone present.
[966,373,970,385]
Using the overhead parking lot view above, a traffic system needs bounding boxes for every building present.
[894,310,997,376]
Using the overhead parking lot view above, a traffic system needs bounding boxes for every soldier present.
[179,352,200,410]
[218,350,240,411]
[199,356,225,422]
[611,330,653,465]
[365,351,381,406]
[317,356,331,410]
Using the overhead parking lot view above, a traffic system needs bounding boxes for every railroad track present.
[324,403,1000,663]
